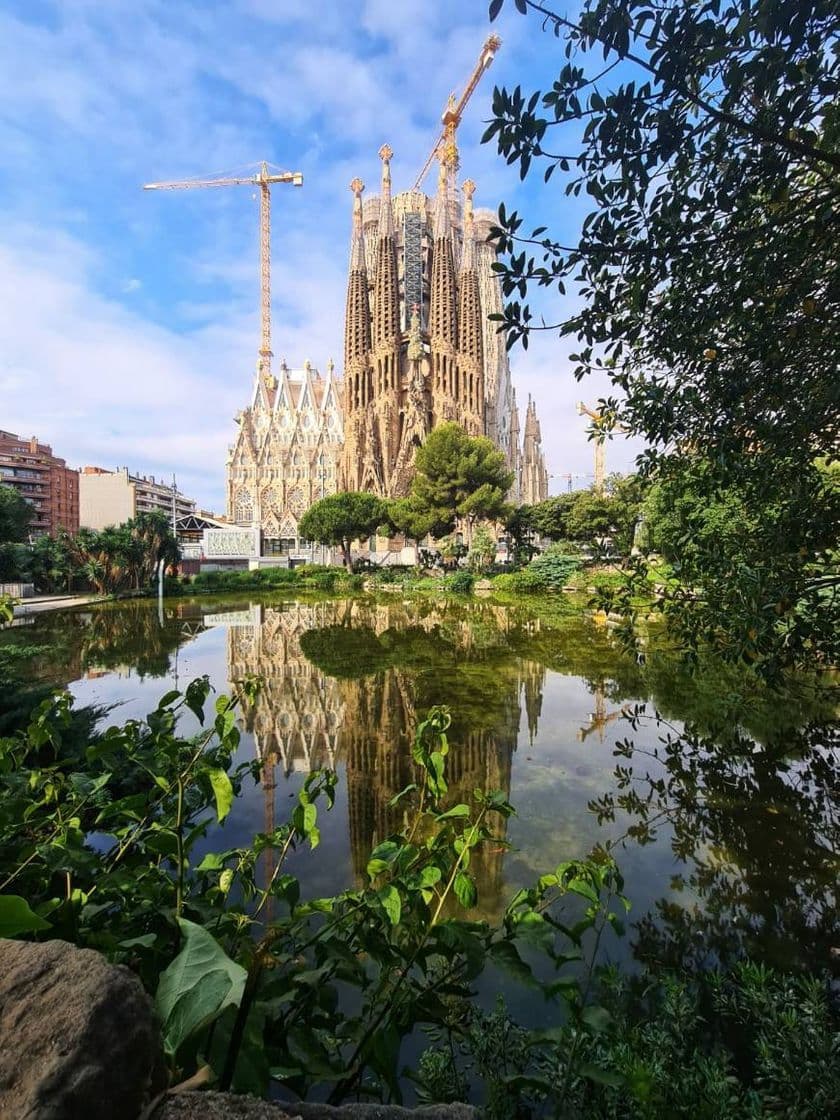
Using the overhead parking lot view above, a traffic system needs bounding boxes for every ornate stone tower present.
[227,358,343,549]
[227,147,552,555]
[341,147,513,498]
[521,395,549,505]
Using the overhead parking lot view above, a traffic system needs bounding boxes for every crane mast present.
[576,401,608,493]
[143,162,303,380]
[413,34,501,190]
[576,402,630,493]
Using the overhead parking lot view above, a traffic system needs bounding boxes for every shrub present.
[445,571,475,595]
[492,568,547,595]
[528,546,581,591]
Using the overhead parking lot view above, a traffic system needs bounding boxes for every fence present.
[0,582,35,599]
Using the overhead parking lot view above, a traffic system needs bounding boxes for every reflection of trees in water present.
[227,600,546,915]
[592,667,839,973]
[22,600,205,683]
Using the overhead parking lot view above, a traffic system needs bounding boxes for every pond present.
[6,592,839,981]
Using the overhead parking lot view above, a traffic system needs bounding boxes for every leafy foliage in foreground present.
[0,685,629,1104]
[0,673,837,1112]
[417,966,840,1119]
[484,0,840,670]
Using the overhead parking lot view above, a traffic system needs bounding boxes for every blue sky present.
[0,0,639,511]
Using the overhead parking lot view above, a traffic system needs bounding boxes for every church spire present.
[522,394,548,503]
[349,176,366,272]
[344,177,372,372]
[457,179,482,365]
[429,161,457,347]
[372,144,400,348]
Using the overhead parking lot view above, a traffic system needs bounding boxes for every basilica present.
[227,146,548,556]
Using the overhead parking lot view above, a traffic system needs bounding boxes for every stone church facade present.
[227,146,548,554]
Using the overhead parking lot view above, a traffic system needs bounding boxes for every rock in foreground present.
[0,938,166,1120]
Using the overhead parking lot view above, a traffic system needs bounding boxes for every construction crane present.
[413,34,502,190]
[557,472,588,493]
[143,162,303,380]
[576,402,628,493]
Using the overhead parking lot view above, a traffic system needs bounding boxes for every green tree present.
[128,510,180,590]
[299,492,389,570]
[528,495,577,541]
[64,511,179,594]
[27,533,74,593]
[484,0,840,667]
[407,423,514,539]
[0,484,33,544]
[503,504,538,565]
[468,524,498,572]
[386,497,439,544]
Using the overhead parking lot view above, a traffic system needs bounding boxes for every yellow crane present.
[576,401,628,493]
[143,162,303,380]
[413,34,502,190]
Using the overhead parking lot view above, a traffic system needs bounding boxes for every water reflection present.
[12,594,837,974]
[225,601,545,909]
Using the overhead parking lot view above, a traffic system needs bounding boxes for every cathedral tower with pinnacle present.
[228,145,547,553]
[340,146,546,500]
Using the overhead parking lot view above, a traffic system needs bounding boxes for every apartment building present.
[79,467,196,530]
[0,430,79,536]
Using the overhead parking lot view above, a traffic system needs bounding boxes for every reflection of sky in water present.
[25,594,834,983]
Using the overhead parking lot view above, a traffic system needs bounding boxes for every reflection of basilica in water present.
[224,600,546,905]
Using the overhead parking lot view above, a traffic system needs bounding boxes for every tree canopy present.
[0,484,33,544]
[484,0,840,668]
[299,492,389,570]
[402,423,514,539]
[65,510,179,594]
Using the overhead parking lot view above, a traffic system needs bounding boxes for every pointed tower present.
[508,389,522,503]
[341,178,372,491]
[344,178,371,383]
[521,395,549,503]
[456,179,484,436]
[429,161,459,422]
[372,145,400,350]
[368,144,402,490]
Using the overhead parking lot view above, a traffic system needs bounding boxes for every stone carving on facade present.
[227,362,344,545]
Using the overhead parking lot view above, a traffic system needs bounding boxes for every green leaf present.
[119,933,157,949]
[489,940,538,988]
[0,895,51,937]
[197,852,225,871]
[155,918,247,1056]
[157,689,181,710]
[454,870,477,909]
[568,877,600,904]
[581,1004,614,1034]
[513,910,554,951]
[207,768,234,824]
[436,803,471,821]
[378,884,402,926]
[418,865,442,889]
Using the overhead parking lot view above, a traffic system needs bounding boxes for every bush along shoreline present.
[0,683,837,1114]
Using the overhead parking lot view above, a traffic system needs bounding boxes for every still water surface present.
[12,593,839,976]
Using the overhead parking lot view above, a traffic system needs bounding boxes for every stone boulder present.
[158,1094,477,1120]
[0,938,166,1120]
